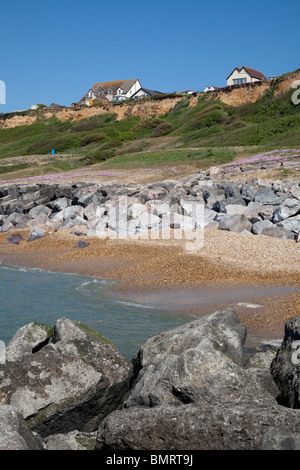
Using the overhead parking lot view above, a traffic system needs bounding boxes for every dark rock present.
[7,233,25,244]
[271,317,300,408]
[74,240,90,249]
[0,318,132,437]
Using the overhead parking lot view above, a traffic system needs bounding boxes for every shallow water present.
[0,263,194,360]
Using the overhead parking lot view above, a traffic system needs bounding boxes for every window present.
[233,78,247,85]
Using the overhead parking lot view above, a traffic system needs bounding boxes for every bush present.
[80,133,106,146]
[151,122,173,137]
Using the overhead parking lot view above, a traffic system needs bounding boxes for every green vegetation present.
[0,74,299,175]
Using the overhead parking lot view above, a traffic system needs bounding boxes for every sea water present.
[0,262,193,360]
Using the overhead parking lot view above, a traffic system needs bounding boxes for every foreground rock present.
[0,405,44,450]
[271,317,300,408]
[95,309,300,450]
[3,310,300,449]
[0,318,132,438]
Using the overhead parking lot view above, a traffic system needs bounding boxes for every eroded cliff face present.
[1,70,299,129]
[212,69,300,107]
[0,95,186,129]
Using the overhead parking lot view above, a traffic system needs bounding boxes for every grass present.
[0,71,299,178]
[102,148,236,168]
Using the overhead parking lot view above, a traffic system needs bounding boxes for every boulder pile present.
[0,167,299,240]
[2,310,300,450]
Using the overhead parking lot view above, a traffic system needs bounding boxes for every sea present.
[0,262,194,360]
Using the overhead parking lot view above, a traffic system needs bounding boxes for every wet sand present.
[0,226,299,344]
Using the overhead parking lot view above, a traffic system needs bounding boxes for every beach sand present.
[0,225,299,343]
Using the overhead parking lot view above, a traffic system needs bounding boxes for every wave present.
[115,300,155,310]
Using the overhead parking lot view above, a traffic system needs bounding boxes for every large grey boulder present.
[273,198,300,223]
[28,204,51,220]
[0,405,45,450]
[0,318,132,438]
[218,214,252,233]
[96,401,300,451]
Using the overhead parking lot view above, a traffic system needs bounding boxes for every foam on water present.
[0,262,192,359]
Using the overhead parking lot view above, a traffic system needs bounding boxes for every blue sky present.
[1,0,299,113]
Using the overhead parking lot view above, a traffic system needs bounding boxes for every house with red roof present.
[78,79,142,106]
[227,67,268,86]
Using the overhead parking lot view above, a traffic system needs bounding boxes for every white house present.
[131,88,164,100]
[79,79,142,106]
[227,67,268,86]
[203,86,220,92]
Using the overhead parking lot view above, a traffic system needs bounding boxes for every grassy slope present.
[0,74,299,179]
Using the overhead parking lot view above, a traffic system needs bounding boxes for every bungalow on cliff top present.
[78,79,142,106]
[227,67,268,86]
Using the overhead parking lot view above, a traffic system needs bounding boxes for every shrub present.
[151,122,174,137]
[80,132,106,146]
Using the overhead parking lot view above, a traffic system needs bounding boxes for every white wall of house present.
[227,68,259,86]
[126,79,142,98]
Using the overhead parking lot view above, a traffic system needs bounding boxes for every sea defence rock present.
[0,405,45,450]
[0,318,132,438]
[95,309,300,450]
[0,171,299,240]
[270,317,300,408]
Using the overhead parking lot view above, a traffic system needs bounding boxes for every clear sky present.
[1,0,299,113]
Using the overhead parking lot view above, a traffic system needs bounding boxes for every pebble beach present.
[0,224,299,341]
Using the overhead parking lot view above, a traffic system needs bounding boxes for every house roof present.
[132,87,163,97]
[227,67,268,81]
[91,79,139,94]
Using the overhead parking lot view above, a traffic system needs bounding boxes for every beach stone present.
[203,188,225,209]
[136,211,161,230]
[84,202,105,221]
[225,204,247,216]
[7,233,25,244]
[218,214,252,233]
[0,405,45,450]
[259,205,275,220]
[0,318,132,438]
[50,197,70,212]
[14,214,31,229]
[63,205,84,220]
[261,226,294,240]
[0,219,14,232]
[278,215,300,234]
[27,213,49,227]
[273,198,300,223]
[252,219,273,235]
[28,204,51,220]
[29,226,46,238]
[128,202,147,219]
[74,240,90,249]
